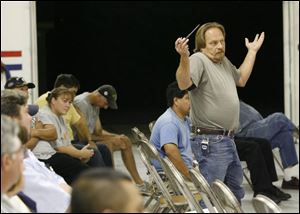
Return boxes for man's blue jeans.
[237,113,298,169]
[191,134,245,202]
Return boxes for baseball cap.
[28,104,39,116]
[97,85,118,109]
[4,77,35,89]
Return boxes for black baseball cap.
[4,77,35,89]
[97,85,118,109]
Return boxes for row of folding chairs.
[131,126,281,213]
[132,127,198,212]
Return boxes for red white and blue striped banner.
[1,51,23,71]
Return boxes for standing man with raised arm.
[175,22,265,202]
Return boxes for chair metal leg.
[151,201,161,213]
[241,161,253,189]
[243,169,253,190]
[272,149,284,172]
[144,195,155,209]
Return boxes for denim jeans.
[237,113,298,168]
[191,134,244,201]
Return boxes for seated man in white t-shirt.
[73,85,150,195]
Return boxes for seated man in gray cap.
[4,77,56,150]
[74,85,150,195]
[4,76,39,117]
[4,76,35,94]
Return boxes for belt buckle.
[196,127,201,135]
[192,126,201,135]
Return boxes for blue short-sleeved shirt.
[150,108,193,171]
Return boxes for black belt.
[191,126,235,137]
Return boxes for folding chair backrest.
[252,194,282,213]
[149,120,156,132]
[137,139,178,212]
[211,179,244,213]
[161,157,204,213]
[138,139,181,195]
[189,169,225,213]
[131,127,148,143]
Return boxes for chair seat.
[159,193,202,206]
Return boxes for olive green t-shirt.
[189,52,241,131]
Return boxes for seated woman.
[32,87,108,184]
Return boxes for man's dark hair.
[71,168,132,213]
[53,74,80,90]
[1,90,27,118]
[166,81,188,107]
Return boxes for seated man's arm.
[95,117,115,136]
[91,118,116,140]
[72,106,98,149]
[71,105,97,149]
[90,118,103,141]
[163,143,191,181]
[73,106,91,141]
[30,123,57,140]
[74,117,91,141]
[26,123,57,150]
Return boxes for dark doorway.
[37,1,283,125]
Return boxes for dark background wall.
[36,1,284,125]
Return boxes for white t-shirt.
[74,92,99,133]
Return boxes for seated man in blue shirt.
[237,100,299,189]
[150,81,193,182]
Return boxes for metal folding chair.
[252,194,282,213]
[131,127,160,210]
[160,157,204,213]
[148,119,181,193]
[189,168,225,213]
[138,139,191,213]
[211,179,244,213]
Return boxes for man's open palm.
[245,32,265,52]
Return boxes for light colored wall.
[283,1,299,125]
[1,1,38,104]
